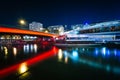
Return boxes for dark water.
[0,44,120,80]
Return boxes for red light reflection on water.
[0,46,58,78]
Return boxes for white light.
[102,47,106,55]
[58,49,63,61]
[34,44,37,53]
[34,36,37,39]
[30,36,33,39]
[56,38,58,40]
[13,47,17,56]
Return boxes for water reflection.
[58,46,120,74]
[13,47,17,56]
[19,63,28,74]
[94,47,120,57]
[18,71,31,80]
[63,51,68,63]
[34,44,37,53]
[4,47,8,59]
[23,44,38,54]
[64,56,68,63]
[30,44,34,53]
[58,49,63,61]
[23,44,29,53]
[1,43,120,79]
[58,49,69,63]
[18,63,30,80]
[95,48,98,55]
[72,50,78,58]
[0,45,58,79]
[0,44,39,61]
[101,47,106,55]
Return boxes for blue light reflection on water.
[101,47,106,55]
[23,44,38,54]
[101,47,111,58]
[94,47,120,58]
[30,44,33,53]
[62,47,120,74]
[24,44,29,53]
[64,51,68,57]
[95,48,98,55]
[72,50,78,58]
[114,49,117,56]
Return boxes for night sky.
[0,0,120,28]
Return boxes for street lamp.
[19,19,27,26]
[19,19,26,25]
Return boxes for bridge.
[0,27,58,37]
[0,26,59,44]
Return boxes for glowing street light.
[19,19,27,26]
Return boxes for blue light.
[116,50,120,56]
[95,48,98,55]
[74,31,78,34]
[30,44,33,52]
[82,48,85,51]
[107,49,110,55]
[64,51,68,57]
[114,49,117,56]
[68,51,120,74]
[72,50,78,58]
[101,47,106,55]
[85,22,88,25]
[23,44,29,53]
[113,49,120,57]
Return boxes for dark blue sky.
[0,0,120,28]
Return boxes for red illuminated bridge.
[0,26,58,37]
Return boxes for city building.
[47,25,64,35]
[29,22,44,32]
[71,24,84,30]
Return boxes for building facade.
[29,22,43,32]
[47,25,64,35]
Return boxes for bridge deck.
[0,27,58,37]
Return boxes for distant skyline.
[0,0,120,28]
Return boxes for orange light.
[19,63,28,74]
[0,27,58,37]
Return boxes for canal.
[0,44,120,80]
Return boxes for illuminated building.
[63,20,120,44]
[71,24,84,30]
[48,25,64,35]
[29,22,43,32]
